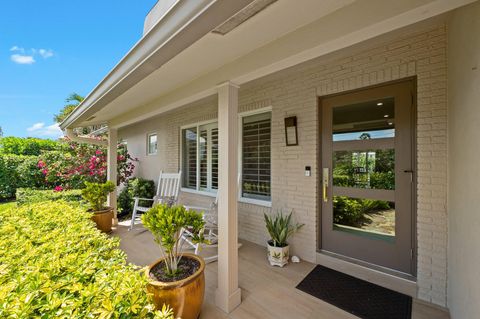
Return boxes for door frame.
[316,77,417,278]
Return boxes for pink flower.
[37,160,45,168]
[42,169,48,175]
[95,150,102,155]
[54,186,64,192]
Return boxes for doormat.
[296,265,412,319]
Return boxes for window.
[147,133,157,155]
[241,112,271,202]
[182,122,218,192]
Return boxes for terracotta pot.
[91,207,113,233]
[267,240,289,267]
[146,253,205,319]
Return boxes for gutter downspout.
[65,128,108,146]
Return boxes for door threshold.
[316,250,417,298]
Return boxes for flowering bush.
[38,140,137,190]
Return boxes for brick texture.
[119,23,448,306]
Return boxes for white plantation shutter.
[182,127,197,189]
[211,128,218,190]
[182,123,218,192]
[242,112,271,201]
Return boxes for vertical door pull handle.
[323,168,329,202]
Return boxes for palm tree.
[54,93,84,123]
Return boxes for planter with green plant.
[142,203,207,319]
[81,181,115,232]
[264,210,304,267]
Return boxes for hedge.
[16,188,83,206]
[0,136,60,156]
[0,155,45,201]
[0,201,173,318]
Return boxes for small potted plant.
[142,204,207,319]
[81,181,115,233]
[264,210,304,267]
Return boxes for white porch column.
[107,127,118,226]
[215,81,241,313]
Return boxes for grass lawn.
[0,202,15,212]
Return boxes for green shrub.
[0,136,59,156]
[333,196,391,226]
[16,188,83,206]
[0,201,173,318]
[118,178,155,215]
[142,204,206,277]
[0,155,45,201]
[82,181,116,211]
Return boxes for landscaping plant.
[16,188,83,206]
[0,201,174,318]
[82,181,116,211]
[118,178,155,216]
[142,204,206,277]
[264,210,304,247]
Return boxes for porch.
[115,223,449,319]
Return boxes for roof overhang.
[62,0,476,130]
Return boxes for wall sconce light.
[284,116,298,146]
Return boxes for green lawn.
[0,202,15,212]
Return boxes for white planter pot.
[267,241,289,267]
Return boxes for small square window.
[147,134,157,155]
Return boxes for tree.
[0,126,3,137]
[54,93,84,123]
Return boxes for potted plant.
[142,204,207,319]
[264,210,304,267]
[81,181,115,233]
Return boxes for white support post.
[107,127,118,226]
[215,81,241,313]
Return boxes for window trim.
[238,106,273,206]
[147,132,158,155]
[180,119,218,193]
[179,106,273,208]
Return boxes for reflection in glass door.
[320,80,415,275]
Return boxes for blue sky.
[0,1,156,139]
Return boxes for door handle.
[323,168,329,202]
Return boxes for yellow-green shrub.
[0,201,173,319]
[16,188,83,206]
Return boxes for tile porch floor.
[114,222,449,319]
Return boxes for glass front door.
[320,80,415,275]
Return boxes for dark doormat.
[296,265,412,319]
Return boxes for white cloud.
[10,46,25,53]
[27,122,63,139]
[11,54,35,64]
[9,45,54,64]
[39,49,54,58]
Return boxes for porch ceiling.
[63,0,474,129]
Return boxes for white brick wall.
[119,23,448,306]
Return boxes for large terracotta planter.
[91,207,113,233]
[146,253,205,319]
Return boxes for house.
[60,1,480,318]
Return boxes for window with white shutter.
[241,112,271,201]
[181,122,218,192]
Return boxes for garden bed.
[0,201,172,318]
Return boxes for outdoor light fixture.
[377,102,383,106]
[284,116,298,146]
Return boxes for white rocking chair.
[183,193,219,263]
[129,170,182,231]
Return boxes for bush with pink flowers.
[0,137,137,201]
